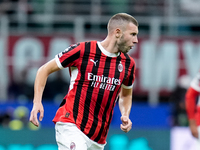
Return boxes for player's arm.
[29,58,60,127]
[118,86,133,133]
[185,87,200,138]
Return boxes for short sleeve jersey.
[53,41,136,144]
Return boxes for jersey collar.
[97,41,120,57]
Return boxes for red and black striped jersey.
[53,41,136,144]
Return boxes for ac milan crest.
[118,62,123,72]
[70,142,76,150]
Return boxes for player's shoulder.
[121,53,135,64]
[65,43,81,52]
[75,41,97,50]
[69,41,95,50]
[70,41,94,47]
[82,40,97,45]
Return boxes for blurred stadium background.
[0,0,200,150]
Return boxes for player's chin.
[121,49,129,54]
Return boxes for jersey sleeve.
[122,59,136,89]
[55,43,82,69]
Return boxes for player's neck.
[100,37,119,54]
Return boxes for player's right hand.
[29,102,44,127]
[120,116,132,133]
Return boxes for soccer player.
[29,13,138,150]
[185,70,200,148]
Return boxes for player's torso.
[69,42,129,109]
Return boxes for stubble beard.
[118,36,130,53]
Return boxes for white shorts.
[55,122,106,150]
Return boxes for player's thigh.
[55,122,87,150]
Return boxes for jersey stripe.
[124,54,134,86]
[125,54,135,86]
[61,51,80,67]
[105,54,132,137]
[104,56,124,137]
[73,43,89,123]
[87,55,112,139]
[94,56,122,142]
[80,42,99,132]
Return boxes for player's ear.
[115,28,122,38]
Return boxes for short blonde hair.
[107,13,138,33]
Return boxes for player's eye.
[131,33,136,36]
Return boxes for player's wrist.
[33,99,42,104]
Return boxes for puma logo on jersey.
[90,59,98,66]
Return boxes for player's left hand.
[120,116,132,133]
